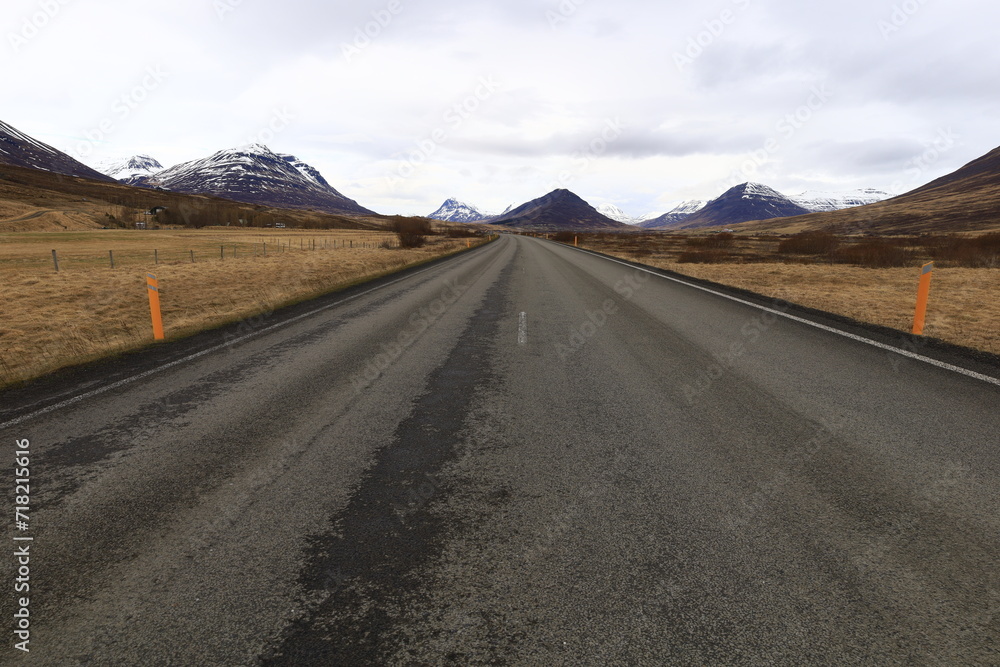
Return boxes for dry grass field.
[573,233,1000,356]
[0,228,488,388]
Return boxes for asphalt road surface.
[2,235,999,665]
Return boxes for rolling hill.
[734,145,1000,234]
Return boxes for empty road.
[2,234,999,665]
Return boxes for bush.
[391,217,432,248]
[677,249,728,263]
[445,227,477,238]
[686,232,735,249]
[923,232,1000,268]
[778,231,840,255]
[833,240,914,268]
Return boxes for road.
[2,234,999,665]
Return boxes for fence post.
[109,250,115,269]
[191,250,195,263]
[52,249,59,273]
[154,249,159,265]
[221,245,225,260]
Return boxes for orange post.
[912,262,934,335]
[146,273,165,341]
[574,236,578,247]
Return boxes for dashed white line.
[518,312,528,345]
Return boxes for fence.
[5,234,404,274]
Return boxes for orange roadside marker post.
[912,262,934,336]
[146,273,165,341]
[574,236,578,247]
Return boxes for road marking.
[562,243,1000,389]
[0,246,496,431]
[518,312,527,345]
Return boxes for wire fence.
[0,234,404,273]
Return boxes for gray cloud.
[0,0,997,215]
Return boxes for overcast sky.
[2,0,997,216]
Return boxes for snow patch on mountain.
[97,155,164,181]
[790,188,892,212]
[595,204,638,224]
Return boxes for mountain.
[595,204,673,225]
[97,155,164,186]
[490,189,629,231]
[736,145,1000,234]
[790,188,891,213]
[639,200,708,229]
[0,119,115,182]
[672,183,810,230]
[428,198,491,223]
[150,144,374,216]
[595,204,637,225]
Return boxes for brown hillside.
[734,145,1000,235]
[0,163,381,232]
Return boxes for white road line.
[0,252,486,431]
[518,312,528,345]
[563,243,1000,389]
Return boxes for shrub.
[391,217,432,248]
[552,231,579,243]
[834,240,914,268]
[923,233,1000,268]
[677,249,728,263]
[686,232,735,249]
[778,231,840,255]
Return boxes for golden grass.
[587,246,1000,356]
[0,228,485,387]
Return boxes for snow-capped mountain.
[673,183,809,229]
[151,144,374,216]
[790,188,892,213]
[595,204,676,225]
[639,200,708,228]
[595,204,637,224]
[0,119,114,181]
[428,199,516,222]
[429,198,491,223]
[97,155,164,186]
